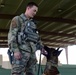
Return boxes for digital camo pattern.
[11,50,37,75]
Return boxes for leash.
[37,45,46,75]
[37,50,44,75]
[37,51,41,75]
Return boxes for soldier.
[8,2,43,75]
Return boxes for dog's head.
[43,45,62,62]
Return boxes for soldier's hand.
[14,52,22,60]
[41,48,48,55]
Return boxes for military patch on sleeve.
[11,19,17,28]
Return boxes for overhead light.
[58,9,63,12]
[0,4,5,8]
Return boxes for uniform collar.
[20,13,33,21]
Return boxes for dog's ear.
[57,50,62,56]
[53,47,62,56]
[53,50,62,56]
[44,45,50,51]
[56,47,60,51]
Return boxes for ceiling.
[0,0,76,48]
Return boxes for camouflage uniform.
[8,13,40,75]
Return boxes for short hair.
[26,2,38,8]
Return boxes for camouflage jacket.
[8,13,42,53]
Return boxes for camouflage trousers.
[11,50,37,75]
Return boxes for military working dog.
[42,45,62,75]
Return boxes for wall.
[0,65,76,75]
[58,65,76,75]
